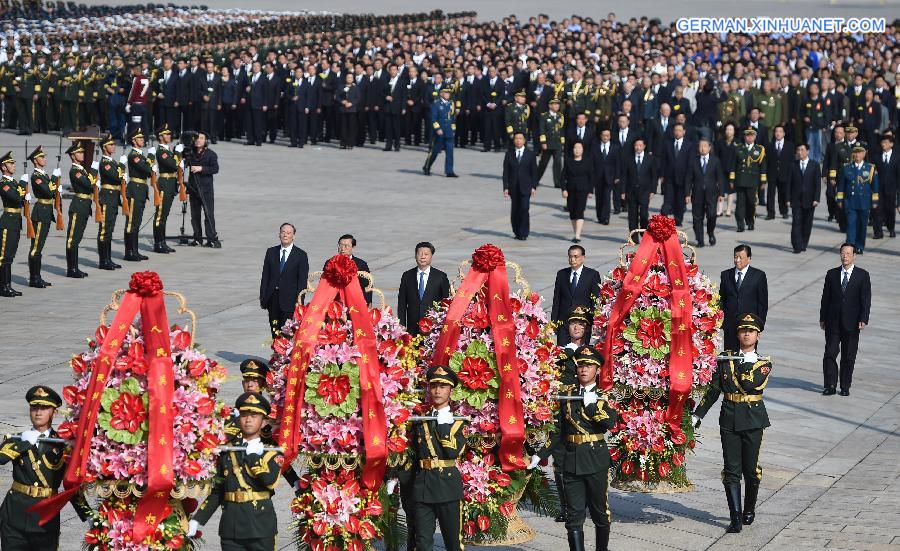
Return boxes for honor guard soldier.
[97,133,124,270]
[189,392,283,550]
[148,124,182,253]
[225,359,269,438]
[505,90,531,144]
[0,386,92,550]
[123,128,152,262]
[692,314,771,534]
[423,87,457,178]
[412,365,466,551]
[837,144,879,254]
[65,140,94,278]
[538,98,565,188]
[730,128,766,232]
[26,146,60,288]
[0,152,26,297]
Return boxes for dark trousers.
[1,522,59,551]
[153,182,178,239]
[289,105,307,146]
[321,104,336,140]
[28,216,50,260]
[397,478,417,551]
[845,207,868,252]
[384,112,402,149]
[267,289,292,337]
[15,96,33,133]
[222,105,239,140]
[692,195,718,243]
[720,426,763,486]
[366,109,380,143]
[201,106,218,139]
[306,111,320,143]
[456,110,469,145]
[414,499,461,551]
[404,107,423,145]
[66,206,89,251]
[626,195,650,232]
[482,109,502,149]
[767,178,789,217]
[340,112,357,147]
[97,200,118,244]
[188,182,217,242]
[594,176,613,223]
[162,105,179,136]
[246,108,265,145]
[791,205,815,251]
[221,536,275,551]
[356,111,367,146]
[734,186,757,230]
[265,107,278,142]
[537,148,562,187]
[873,191,897,236]
[467,109,482,146]
[661,181,686,223]
[823,324,860,391]
[510,190,532,239]
[563,468,610,530]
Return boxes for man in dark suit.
[481,67,506,151]
[303,65,322,146]
[551,244,602,344]
[819,243,871,396]
[567,113,595,156]
[613,113,640,156]
[788,144,821,253]
[332,234,373,306]
[661,123,695,225]
[157,56,179,135]
[318,60,338,142]
[403,66,426,146]
[766,125,794,220]
[260,223,309,337]
[685,138,725,247]
[592,129,621,224]
[382,65,407,152]
[873,135,899,238]
[174,58,192,135]
[245,62,267,147]
[719,244,769,352]
[503,133,539,240]
[397,241,451,335]
[263,63,281,144]
[621,137,658,233]
[199,60,222,142]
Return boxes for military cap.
[568,305,591,325]
[27,145,45,161]
[574,345,603,367]
[20,49,31,57]
[743,128,757,136]
[736,313,764,332]
[845,125,858,133]
[239,359,268,380]
[514,90,526,98]
[549,98,560,105]
[99,133,115,147]
[235,391,270,415]
[65,52,75,60]
[852,144,867,153]
[112,53,122,61]
[65,141,84,155]
[426,365,458,387]
[127,127,144,142]
[0,151,13,165]
[157,123,172,136]
[26,385,62,408]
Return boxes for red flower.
[196,432,220,452]
[658,461,672,478]
[509,297,523,313]
[95,324,108,344]
[344,515,360,534]
[476,515,491,532]
[471,244,505,273]
[637,318,667,349]
[387,436,407,453]
[346,540,363,551]
[369,308,382,326]
[612,266,626,281]
[463,301,490,330]
[128,271,164,296]
[272,337,292,355]
[495,472,511,487]
[611,333,626,354]
[525,319,540,339]
[672,452,685,466]
[173,329,191,350]
[670,428,686,446]
[464,521,476,537]
[317,373,351,405]
[327,301,344,321]
[109,393,147,433]
[188,359,208,377]
[166,535,184,549]
[322,255,358,288]
[318,320,347,345]
[499,501,514,517]
[196,396,216,415]
[600,283,617,299]
[642,274,671,298]
[62,386,83,407]
[418,317,435,334]
[535,346,550,363]
[70,355,88,373]
[183,460,202,476]
[56,421,77,439]
[620,460,635,475]
[609,447,621,461]
[358,520,377,540]
[458,357,495,390]
[647,215,676,242]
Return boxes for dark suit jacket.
[567,125,596,156]
[397,266,451,335]
[260,244,310,312]
[685,154,725,200]
[382,78,407,114]
[502,148,538,194]
[768,140,796,184]
[188,68,205,103]
[622,152,658,203]
[264,74,280,108]
[591,141,621,187]
[646,118,674,153]
[719,266,769,335]
[873,151,900,196]
[613,126,641,157]
[174,70,191,105]
[789,160,822,208]
[551,266,602,323]
[820,266,871,331]
[662,138,696,188]
[248,74,268,110]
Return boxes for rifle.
[149,134,161,206]
[54,134,64,230]
[119,153,130,217]
[23,140,35,239]
[177,148,186,201]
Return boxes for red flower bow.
[647,215,676,242]
[128,271,164,296]
[471,244,505,272]
[322,254,358,288]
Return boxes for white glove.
[152,163,159,174]
[742,351,758,364]
[436,410,454,425]
[528,454,541,470]
[118,155,127,165]
[19,173,28,182]
[583,390,598,406]
[692,415,701,428]
[91,161,100,171]
[52,168,61,177]
[25,192,34,203]
[174,144,184,153]
[187,519,199,537]
[147,146,157,157]
[20,430,40,446]
[124,103,131,113]
[245,440,264,456]
[386,479,398,494]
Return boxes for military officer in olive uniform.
[0,151,26,297]
[65,140,95,278]
[13,50,36,135]
[0,386,92,550]
[837,144,879,254]
[189,392,283,551]
[730,128,767,232]
[412,365,466,551]
[538,98,565,188]
[26,146,60,288]
[148,123,181,253]
[123,127,152,262]
[97,133,124,270]
[693,313,771,534]
[505,90,531,145]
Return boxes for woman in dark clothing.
[562,141,594,243]
[220,66,239,141]
[715,122,738,216]
[336,73,361,149]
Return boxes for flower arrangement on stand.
[417,245,561,544]
[266,255,421,550]
[592,216,723,491]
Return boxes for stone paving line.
[0,132,898,550]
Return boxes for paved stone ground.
[0,129,898,551]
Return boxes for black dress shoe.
[748,225,754,231]
[793,249,802,254]
[839,389,849,396]
[873,234,883,239]
[765,214,775,220]
[189,239,202,247]
[823,387,836,396]
[446,173,458,178]
[782,213,789,219]
[208,240,222,248]
[891,231,896,238]
[423,167,431,176]
[709,234,716,246]
[696,241,705,248]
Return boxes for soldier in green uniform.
[123,127,152,262]
[97,133,124,271]
[538,98,565,188]
[189,392,283,550]
[65,140,94,278]
[225,359,269,439]
[148,123,181,253]
[753,80,783,142]
[0,386,92,549]
[14,50,36,135]
[0,151,26,297]
[76,56,97,129]
[58,54,79,134]
[590,70,615,132]
[26,145,60,288]
[505,90,531,145]
[693,313,771,534]
[412,365,466,551]
[33,52,53,134]
[566,69,592,122]
[716,82,741,135]
[730,128,767,232]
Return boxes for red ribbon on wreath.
[278,255,388,490]
[431,244,525,472]
[31,272,176,543]
[600,216,694,432]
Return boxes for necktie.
[578,128,583,139]
[279,249,287,273]
[801,161,806,175]
[675,140,680,156]
[841,271,849,292]
[637,155,642,169]
[885,153,889,164]
[517,150,522,162]
[418,271,425,300]
[570,270,578,295]
[736,270,743,290]
[702,157,707,174]
[620,130,625,143]
[602,144,607,156]
[777,142,782,153]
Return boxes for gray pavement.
[0,130,898,550]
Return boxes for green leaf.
[100,388,119,411]
[120,377,141,395]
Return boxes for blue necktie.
[570,271,578,295]
[702,157,707,174]
[418,271,425,300]
[279,249,287,273]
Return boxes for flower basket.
[592,217,723,491]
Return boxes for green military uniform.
[0,152,26,297]
[537,100,565,188]
[590,78,615,130]
[753,91,783,141]
[148,124,181,253]
[717,93,741,133]
[65,141,95,278]
[193,392,282,551]
[412,365,466,551]
[566,79,592,120]
[33,59,54,134]
[505,92,531,142]
[57,59,80,133]
[27,146,58,289]
[693,314,770,533]
[97,134,124,270]
[76,61,97,129]
[226,359,270,439]
[730,130,767,232]
[13,52,37,135]
[124,128,152,262]
[0,386,92,550]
